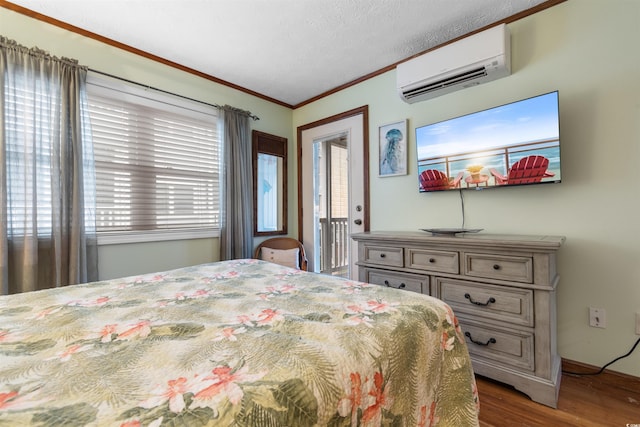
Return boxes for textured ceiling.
[8,0,549,107]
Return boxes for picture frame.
[379,119,408,177]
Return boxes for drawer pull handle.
[429,258,436,263]
[465,332,497,346]
[384,280,406,289]
[380,253,386,258]
[493,264,501,270]
[464,293,496,307]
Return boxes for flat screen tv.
[416,91,561,192]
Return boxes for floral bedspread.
[0,259,479,426]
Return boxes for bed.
[0,259,479,426]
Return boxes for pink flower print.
[366,299,397,314]
[213,327,246,342]
[91,296,110,306]
[189,289,208,299]
[343,281,366,294]
[175,292,186,300]
[0,391,18,409]
[256,309,283,325]
[428,401,439,427]
[337,372,363,418]
[257,284,296,300]
[416,402,438,427]
[31,306,63,320]
[0,389,50,411]
[100,324,118,343]
[140,377,191,413]
[362,371,388,424]
[116,320,152,340]
[0,329,17,343]
[191,365,266,409]
[119,421,141,427]
[441,331,455,351]
[280,284,295,292]
[154,300,174,308]
[344,304,375,327]
[236,314,254,327]
[443,304,461,333]
[48,344,92,362]
[345,304,367,314]
[417,404,428,427]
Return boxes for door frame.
[296,105,370,245]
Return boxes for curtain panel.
[0,37,97,295]
[219,105,253,260]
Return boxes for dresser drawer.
[406,248,459,274]
[460,320,534,372]
[362,245,404,267]
[437,278,533,327]
[463,252,533,283]
[363,268,429,295]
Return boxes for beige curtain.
[219,105,253,260]
[0,37,98,295]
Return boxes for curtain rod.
[87,68,260,121]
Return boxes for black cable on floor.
[562,337,640,376]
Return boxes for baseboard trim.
[562,358,640,388]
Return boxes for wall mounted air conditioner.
[397,24,511,103]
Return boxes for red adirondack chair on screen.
[490,155,555,185]
[419,169,463,191]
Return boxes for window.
[86,77,220,243]
[4,72,60,236]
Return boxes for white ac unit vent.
[397,24,511,103]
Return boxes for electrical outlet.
[636,312,640,335]
[589,307,606,328]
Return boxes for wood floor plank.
[476,360,640,427]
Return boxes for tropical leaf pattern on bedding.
[0,259,479,426]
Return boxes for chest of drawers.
[352,231,564,408]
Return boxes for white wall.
[0,7,294,280]
[294,0,640,377]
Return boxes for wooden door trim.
[296,105,369,242]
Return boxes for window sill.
[97,229,220,245]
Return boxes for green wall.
[294,0,640,377]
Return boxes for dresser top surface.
[351,231,565,249]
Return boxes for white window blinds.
[86,78,220,238]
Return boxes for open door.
[297,106,369,279]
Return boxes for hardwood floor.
[476,360,640,426]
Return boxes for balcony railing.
[417,138,560,182]
[318,217,349,277]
